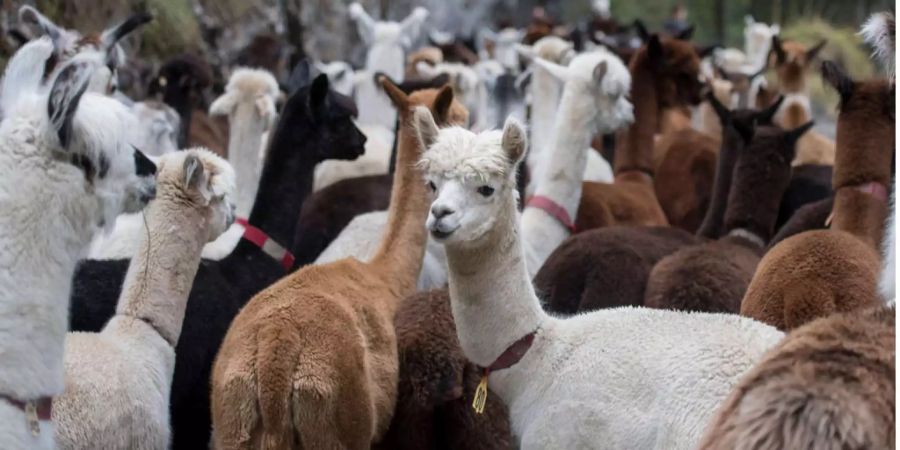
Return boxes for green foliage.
[140,0,201,57]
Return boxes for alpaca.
[741,62,894,331]
[419,111,784,449]
[68,73,367,450]
[772,196,834,248]
[645,121,813,314]
[698,304,895,450]
[775,163,833,231]
[415,61,488,130]
[210,99,437,449]
[375,289,512,450]
[129,100,180,157]
[474,60,527,129]
[0,53,156,450]
[55,149,235,450]
[315,60,357,96]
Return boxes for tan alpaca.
[741,62,894,331]
[210,80,462,449]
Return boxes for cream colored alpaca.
[419,111,784,449]
[55,150,235,450]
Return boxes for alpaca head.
[349,3,429,75]
[418,108,526,246]
[770,36,826,92]
[147,53,214,109]
[743,16,779,63]
[154,149,236,242]
[130,100,180,157]
[415,62,483,127]
[209,67,281,131]
[314,60,356,96]
[379,74,468,128]
[821,61,895,189]
[640,34,704,106]
[531,48,634,133]
[707,90,785,143]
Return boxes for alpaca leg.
[211,367,261,450]
[291,372,374,450]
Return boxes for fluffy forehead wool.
[419,126,512,181]
[158,147,236,198]
[225,67,280,99]
[569,48,631,94]
[860,12,895,80]
[533,36,574,62]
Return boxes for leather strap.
[481,330,537,373]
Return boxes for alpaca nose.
[431,205,454,219]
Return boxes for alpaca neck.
[444,193,547,368]
[832,188,888,249]
[165,90,192,148]
[614,62,658,176]
[525,69,562,195]
[114,198,207,346]
[359,44,403,128]
[370,112,430,296]
[697,127,742,238]
[228,103,269,218]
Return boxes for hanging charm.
[25,401,40,436]
[472,369,489,414]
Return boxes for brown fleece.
[741,67,894,331]
[576,35,702,230]
[190,110,229,157]
[210,80,461,450]
[534,226,700,315]
[652,128,718,232]
[699,305,895,450]
[770,196,834,247]
[374,289,512,450]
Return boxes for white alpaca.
[416,107,785,449]
[0,53,157,450]
[129,101,180,157]
[55,150,235,450]
[478,28,525,72]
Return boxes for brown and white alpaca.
[769,35,836,166]
[698,304,895,450]
[55,150,235,450]
[741,61,894,331]
[210,90,446,449]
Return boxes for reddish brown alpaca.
[741,62,894,331]
[699,305,895,450]
[210,81,461,449]
[575,34,703,230]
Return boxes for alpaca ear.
[19,6,63,47]
[532,57,569,83]
[308,74,330,117]
[378,73,408,109]
[633,19,650,42]
[100,12,153,54]
[706,90,731,124]
[208,92,235,116]
[771,35,786,64]
[785,121,815,146]
[133,146,157,177]
[400,7,429,44]
[287,59,312,94]
[647,35,665,70]
[413,106,439,150]
[805,39,827,63]
[183,153,206,192]
[593,61,608,83]
[348,2,375,44]
[432,85,454,125]
[48,61,94,150]
[676,25,695,41]
[820,60,854,102]
[755,95,785,125]
[501,117,527,165]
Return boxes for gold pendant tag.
[25,401,40,436]
[472,372,489,414]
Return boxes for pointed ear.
[805,39,827,62]
[400,7,429,43]
[134,147,157,177]
[308,74,330,117]
[755,95,784,125]
[348,2,375,44]
[647,35,665,70]
[820,60,854,101]
[100,12,153,53]
[432,85,454,125]
[183,152,205,191]
[633,19,650,42]
[771,35,786,64]
[378,73,408,109]
[413,106,439,150]
[532,57,569,82]
[676,25,695,41]
[501,117,527,165]
[48,61,94,149]
[287,59,312,94]
[593,60,608,83]
[786,120,815,146]
[19,6,63,45]
[208,92,235,116]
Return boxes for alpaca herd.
[0,3,894,450]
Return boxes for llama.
[419,110,784,449]
[68,73,367,450]
[55,149,235,450]
[645,120,814,313]
[146,54,219,152]
[0,53,156,450]
[210,96,440,449]
[698,304,895,450]
[741,61,894,331]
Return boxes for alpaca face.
[425,174,508,244]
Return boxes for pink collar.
[235,218,295,271]
[526,196,577,233]
[850,181,889,202]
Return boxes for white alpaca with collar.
[54,149,235,450]
[0,51,155,449]
[417,109,785,449]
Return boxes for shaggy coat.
[699,305,895,450]
[210,89,447,449]
[55,150,234,450]
[741,63,894,330]
[67,74,366,450]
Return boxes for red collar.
[1,395,52,435]
[472,330,537,414]
[526,196,576,233]
[850,181,889,202]
[235,218,295,271]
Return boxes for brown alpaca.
[575,34,703,230]
[210,82,458,449]
[770,196,834,247]
[645,121,813,313]
[770,35,836,166]
[374,289,512,450]
[741,62,894,331]
[698,304,895,450]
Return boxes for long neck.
[165,89,192,148]
[369,112,430,296]
[525,69,562,195]
[228,103,269,217]
[114,199,207,345]
[614,62,658,176]
[697,127,741,238]
[832,189,887,249]
[445,192,547,368]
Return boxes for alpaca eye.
[477,185,494,197]
[428,181,437,192]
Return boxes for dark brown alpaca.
[645,120,814,313]
[770,196,834,247]
[741,62,895,331]
[575,34,703,230]
[698,304,895,450]
[374,289,512,450]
